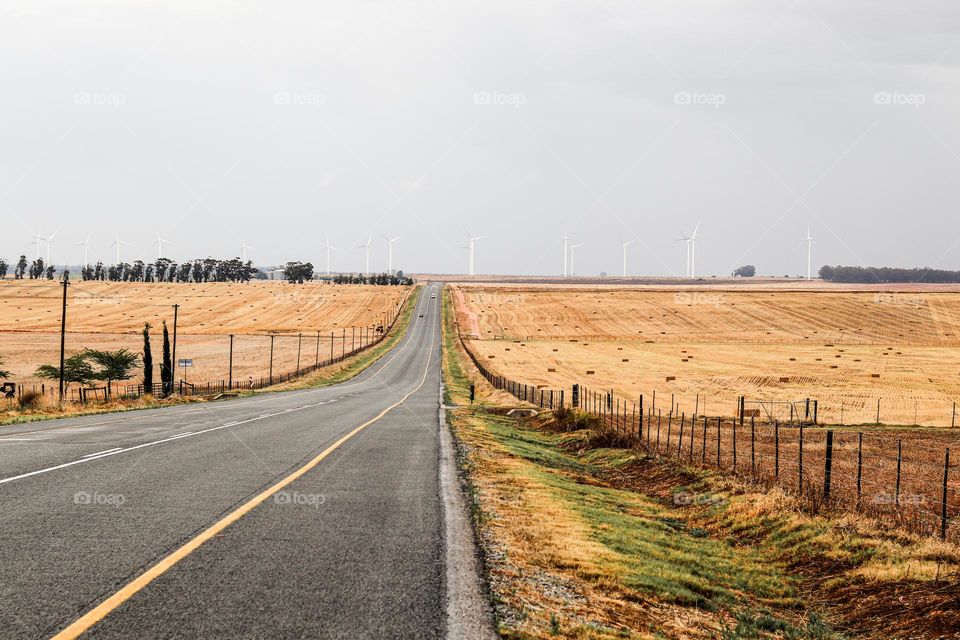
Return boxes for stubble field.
[0,280,410,389]
[452,283,960,427]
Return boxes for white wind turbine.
[464,227,485,276]
[240,243,256,262]
[561,236,570,277]
[45,230,59,266]
[806,227,814,281]
[156,236,171,260]
[569,242,584,277]
[109,234,130,264]
[28,230,44,259]
[621,239,634,278]
[77,234,91,266]
[678,221,701,278]
[383,234,402,275]
[356,235,372,276]
[322,236,340,275]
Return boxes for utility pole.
[58,272,69,401]
[342,328,346,359]
[296,332,302,373]
[315,330,321,367]
[269,333,275,383]
[228,334,234,390]
[171,304,180,386]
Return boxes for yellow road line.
[51,304,437,640]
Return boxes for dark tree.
[142,323,153,394]
[283,261,314,284]
[732,265,756,277]
[0,356,11,379]
[0,259,7,279]
[161,321,173,395]
[15,255,27,279]
[84,348,140,397]
[35,353,96,391]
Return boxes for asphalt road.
[0,286,491,639]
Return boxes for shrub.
[18,390,42,410]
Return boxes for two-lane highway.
[0,286,488,638]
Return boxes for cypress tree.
[142,323,153,394]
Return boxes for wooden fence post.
[775,421,780,479]
[732,418,737,471]
[678,413,685,456]
[823,430,834,499]
[798,424,804,493]
[942,448,951,541]
[750,415,756,475]
[666,413,672,452]
[655,411,662,455]
[701,416,707,463]
[716,417,721,466]
[895,438,902,506]
[857,432,863,502]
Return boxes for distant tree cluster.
[79,257,257,283]
[283,262,315,284]
[732,265,756,277]
[818,265,960,283]
[332,271,413,286]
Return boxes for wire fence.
[2,292,411,407]
[459,331,960,544]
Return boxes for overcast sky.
[1,1,959,277]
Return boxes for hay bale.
[488,355,495,359]
[586,370,595,375]
[871,373,880,378]
[548,368,556,372]
[666,376,676,381]
[622,359,629,362]
[779,377,790,383]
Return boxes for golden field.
[0,280,410,388]
[452,283,960,427]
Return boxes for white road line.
[83,448,122,458]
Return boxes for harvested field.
[0,280,409,388]
[452,284,960,427]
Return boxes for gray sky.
[1,1,959,277]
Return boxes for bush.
[551,405,600,432]
[18,390,42,410]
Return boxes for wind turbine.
[464,227,485,276]
[240,243,256,262]
[156,236,171,260]
[621,239,634,278]
[322,236,340,275]
[109,234,130,264]
[383,234,402,275]
[561,236,570,277]
[679,221,700,279]
[27,230,44,259]
[77,234,91,266]
[569,242,584,277]
[356,235,372,276]
[806,227,814,281]
[45,230,58,266]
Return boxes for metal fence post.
[942,448,951,541]
[824,430,834,499]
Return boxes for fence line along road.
[4,290,413,406]
[457,328,959,544]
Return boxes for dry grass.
[0,280,410,386]
[453,284,960,426]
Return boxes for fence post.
[895,439,902,506]
[666,413,672,451]
[953,402,956,428]
[775,421,780,479]
[732,418,737,471]
[689,414,695,462]
[560,390,564,409]
[750,415,755,474]
[813,400,818,424]
[632,404,637,439]
[550,390,554,410]
[942,448,951,541]
[701,416,707,463]
[617,398,621,432]
[655,411,661,455]
[857,432,863,502]
[798,424,804,493]
[677,413,685,456]
[823,430,834,499]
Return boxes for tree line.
[331,271,414,286]
[818,265,960,283]
[0,256,258,282]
